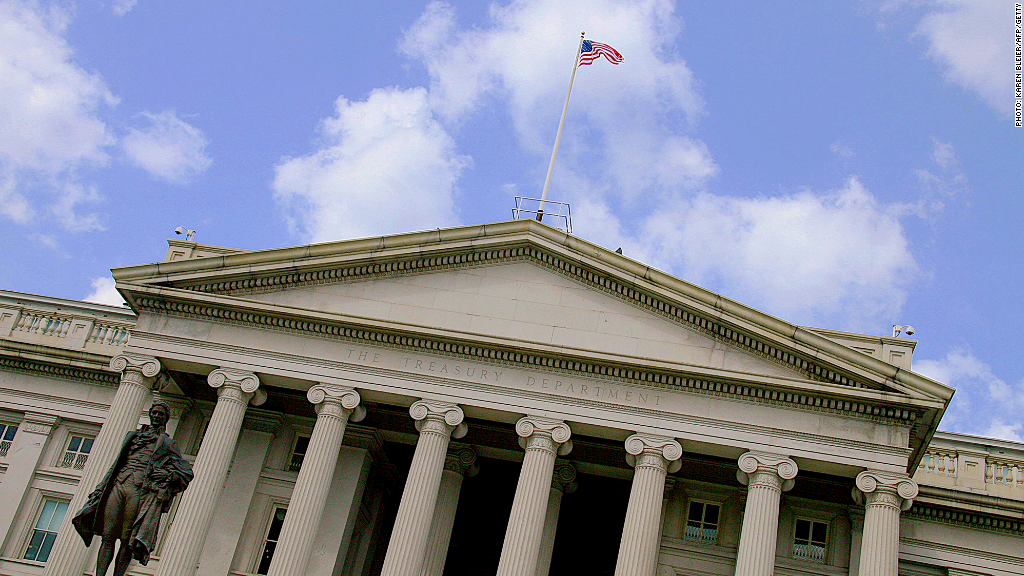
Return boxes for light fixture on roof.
[174,226,196,241]
[892,325,915,337]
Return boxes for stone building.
[0,220,1020,576]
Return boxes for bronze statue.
[71,401,193,576]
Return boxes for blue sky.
[1,0,1021,440]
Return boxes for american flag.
[578,40,623,66]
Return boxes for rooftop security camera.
[892,324,915,337]
[174,226,196,241]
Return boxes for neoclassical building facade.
[0,220,1020,576]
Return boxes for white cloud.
[634,177,920,329]
[84,276,125,306]
[123,111,212,184]
[112,0,137,16]
[0,0,117,227]
[912,0,1010,114]
[51,181,104,232]
[401,0,714,199]
[830,141,854,158]
[273,87,469,242]
[915,348,1024,441]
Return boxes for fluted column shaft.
[43,354,160,576]
[733,451,798,576]
[158,368,265,576]
[614,434,683,576]
[855,470,917,576]
[380,400,467,576]
[495,416,572,576]
[420,446,478,576]
[267,385,364,576]
[535,461,577,576]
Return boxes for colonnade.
[42,354,919,576]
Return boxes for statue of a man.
[71,401,193,576]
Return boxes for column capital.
[308,384,366,421]
[110,353,161,378]
[854,470,918,511]
[737,451,798,492]
[410,399,467,439]
[551,461,578,494]
[443,444,479,477]
[625,433,683,473]
[208,368,267,406]
[516,416,572,455]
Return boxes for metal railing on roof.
[512,196,572,234]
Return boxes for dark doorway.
[443,457,520,575]
[548,472,630,575]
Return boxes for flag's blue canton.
[582,40,593,52]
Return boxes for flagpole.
[537,31,586,222]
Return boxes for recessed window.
[255,507,287,574]
[57,435,93,470]
[0,423,18,457]
[793,518,828,562]
[289,436,310,472]
[24,498,69,563]
[685,501,719,544]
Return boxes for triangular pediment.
[114,220,953,409]
[239,259,806,381]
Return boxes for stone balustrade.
[0,290,135,354]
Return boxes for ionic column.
[43,353,160,576]
[158,368,266,576]
[380,400,467,576]
[267,384,365,576]
[613,434,683,576]
[495,416,572,576]
[535,461,577,576]
[854,470,918,576]
[733,451,798,576]
[420,445,478,576]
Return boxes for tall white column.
[613,433,683,576]
[733,451,798,576]
[44,353,160,576]
[268,384,365,576]
[0,413,59,550]
[380,400,467,576]
[158,368,266,576]
[535,461,577,576]
[495,416,572,576]
[420,445,478,576]
[854,470,918,576]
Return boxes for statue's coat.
[71,427,193,565]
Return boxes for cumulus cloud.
[638,177,919,328]
[401,0,714,199]
[84,276,125,306]
[916,348,1024,441]
[886,0,1011,114]
[0,0,117,227]
[273,87,469,242]
[123,111,212,184]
